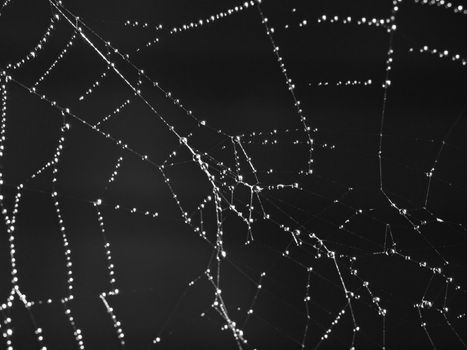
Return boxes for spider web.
[1,0,466,349]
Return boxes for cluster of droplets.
[317,15,391,28]
[124,20,163,31]
[94,98,131,127]
[6,15,58,70]
[123,21,164,53]
[377,0,400,196]
[0,98,78,350]
[50,123,74,294]
[111,202,159,219]
[414,0,467,15]
[409,45,467,67]
[204,268,248,348]
[0,317,12,350]
[47,122,85,350]
[90,152,126,347]
[192,195,213,241]
[107,156,124,185]
[362,281,387,317]
[371,224,465,344]
[78,67,109,102]
[382,47,395,89]
[277,234,372,350]
[33,32,76,87]
[0,72,6,166]
[0,72,12,350]
[0,93,40,350]
[285,14,394,32]
[243,272,266,323]
[257,1,315,174]
[313,79,373,87]
[99,292,125,347]
[169,1,257,35]
[135,37,160,52]
[62,301,85,350]
[0,0,13,17]
[94,200,119,289]
[320,308,347,342]
[339,207,373,231]
[238,127,304,139]
[300,267,313,349]
[236,127,333,151]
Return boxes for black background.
[0,0,466,349]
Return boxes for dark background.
[0,0,466,349]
